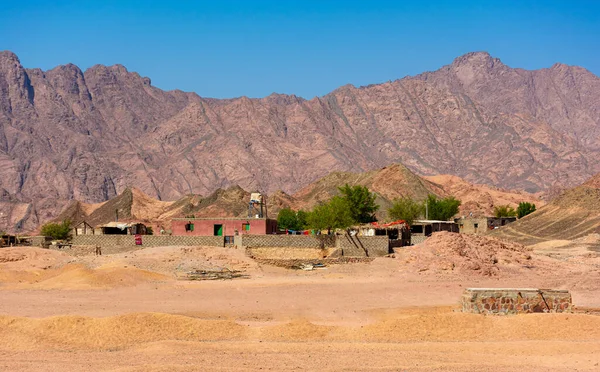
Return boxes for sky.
[1,0,598,98]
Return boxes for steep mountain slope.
[0,50,598,232]
[491,174,600,245]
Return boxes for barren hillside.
[492,173,600,244]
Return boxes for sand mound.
[29,264,170,289]
[0,247,71,273]
[0,313,247,351]
[0,263,169,289]
[95,246,259,275]
[2,308,600,351]
[398,232,532,276]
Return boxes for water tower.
[248,192,266,218]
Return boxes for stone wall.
[72,235,224,248]
[461,288,572,314]
[239,235,335,249]
[336,235,390,257]
[51,245,143,256]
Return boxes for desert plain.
[1,232,600,371]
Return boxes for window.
[474,223,478,229]
[185,223,194,232]
[242,223,250,232]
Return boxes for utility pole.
[425,199,429,220]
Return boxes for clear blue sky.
[1,1,598,98]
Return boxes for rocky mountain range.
[0,50,598,232]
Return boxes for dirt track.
[1,237,600,371]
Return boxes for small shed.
[351,220,411,248]
[455,216,517,234]
[72,221,95,236]
[410,219,459,245]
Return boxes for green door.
[214,224,223,236]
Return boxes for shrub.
[494,205,517,218]
[517,202,536,218]
[40,219,71,240]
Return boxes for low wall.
[72,235,224,248]
[239,235,335,249]
[51,245,143,256]
[336,235,390,257]
[30,236,52,248]
[461,288,572,314]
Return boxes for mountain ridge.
[0,50,597,232]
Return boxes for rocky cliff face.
[0,50,598,232]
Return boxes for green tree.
[426,195,461,221]
[388,196,424,226]
[40,219,72,240]
[296,210,308,230]
[306,196,354,233]
[338,184,379,223]
[278,208,298,230]
[277,208,309,231]
[516,202,536,219]
[493,205,517,218]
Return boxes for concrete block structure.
[410,220,459,244]
[456,217,517,234]
[461,288,572,314]
[172,218,277,238]
[72,234,224,248]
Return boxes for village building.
[410,219,459,245]
[171,217,278,238]
[455,216,517,234]
[97,221,149,235]
[350,220,411,248]
[71,221,95,236]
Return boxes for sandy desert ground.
[1,233,600,371]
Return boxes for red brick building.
[171,218,278,237]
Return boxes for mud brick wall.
[72,235,224,248]
[461,288,572,314]
[336,235,390,257]
[239,235,335,249]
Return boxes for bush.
[517,202,536,218]
[494,205,517,218]
[388,197,424,225]
[40,219,71,240]
[425,195,461,221]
